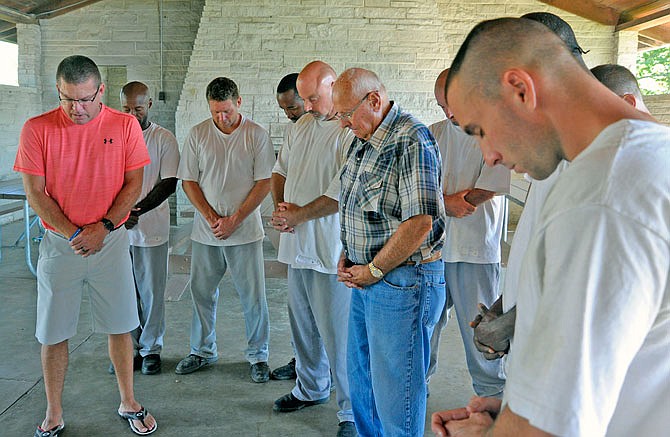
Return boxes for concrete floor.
[0,218,476,436]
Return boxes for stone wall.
[36,0,205,134]
[0,24,42,182]
[646,94,670,125]
[172,0,621,218]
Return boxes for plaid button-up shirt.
[339,103,446,265]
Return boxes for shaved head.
[297,60,338,120]
[120,81,152,130]
[434,68,452,121]
[521,12,588,69]
[591,64,649,113]
[446,18,577,101]
[121,81,149,100]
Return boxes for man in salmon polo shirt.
[14,55,157,437]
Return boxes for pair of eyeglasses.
[336,91,376,121]
[58,87,100,106]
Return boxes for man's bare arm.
[270,173,286,208]
[338,214,433,289]
[22,173,78,238]
[275,195,339,228]
[181,180,221,226]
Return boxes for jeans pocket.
[381,266,419,290]
[423,277,446,327]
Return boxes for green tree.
[636,46,670,95]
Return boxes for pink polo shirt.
[14,105,150,231]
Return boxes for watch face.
[369,263,383,278]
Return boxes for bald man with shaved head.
[110,81,180,376]
[334,67,446,437]
[426,68,509,397]
[270,61,356,436]
[432,17,669,437]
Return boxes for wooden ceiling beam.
[0,5,38,24]
[33,0,104,20]
[616,9,670,32]
[537,0,619,25]
[640,25,670,44]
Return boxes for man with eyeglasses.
[270,61,356,437]
[333,68,446,437]
[14,55,157,436]
[425,67,509,398]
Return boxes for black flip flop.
[34,423,64,437]
[118,406,157,435]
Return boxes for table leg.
[24,200,36,277]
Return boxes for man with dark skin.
[270,72,305,381]
[106,81,179,376]
[469,11,590,361]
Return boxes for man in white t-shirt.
[176,77,275,383]
[270,61,356,437]
[107,82,179,376]
[269,72,306,382]
[432,17,669,437]
[427,68,510,398]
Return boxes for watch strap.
[101,218,115,233]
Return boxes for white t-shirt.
[502,161,568,312]
[506,120,670,436]
[273,115,353,274]
[429,119,510,264]
[177,115,275,246]
[127,122,180,247]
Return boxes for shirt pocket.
[357,171,383,212]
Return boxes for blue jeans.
[348,261,445,437]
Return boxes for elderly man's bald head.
[297,60,338,120]
[333,68,389,141]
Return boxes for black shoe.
[175,354,212,375]
[250,362,270,383]
[108,353,143,375]
[273,392,329,412]
[141,354,162,375]
[270,357,297,380]
[337,421,358,437]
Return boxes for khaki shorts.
[35,228,139,345]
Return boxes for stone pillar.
[16,23,42,91]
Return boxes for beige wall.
[35,0,205,135]
[646,94,670,125]
[1,0,663,190]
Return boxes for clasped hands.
[470,303,514,360]
[270,202,302,233]
[209,214,240,240]
[69,222,107,257]
[431,396,501,437]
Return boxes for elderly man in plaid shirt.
[333,67,447,437]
